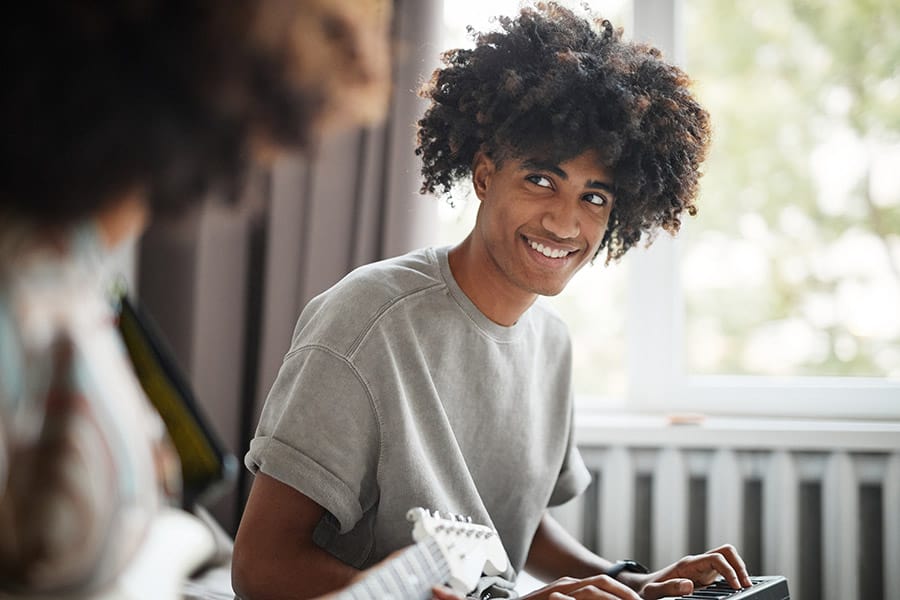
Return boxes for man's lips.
[522,234,581,260]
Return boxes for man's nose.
[540,199,580,239]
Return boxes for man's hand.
[430,586,465,600]
[521,575,641,600]
[625,544,753,600]
[521,543,752,600]
[522,514,751,599]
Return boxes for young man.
[233,4,753,599]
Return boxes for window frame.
[619,0,900,420]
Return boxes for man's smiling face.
[471,148,615,300]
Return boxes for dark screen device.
[115,293,237,509]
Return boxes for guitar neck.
[333,537,450,600]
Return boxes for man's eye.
[525,174,552,188]
[584,193,609,207]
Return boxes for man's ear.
[471,152,495,201]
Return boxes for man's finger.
[641,578,693,600]
[431,585,463,600]
[568,584,631,599]
[711,544,753,588]
[704,552,743,590]
[568,575,641,600]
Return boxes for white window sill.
[573,410,900,451]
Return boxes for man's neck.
[447,236,537,327]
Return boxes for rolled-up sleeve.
[245,345,380,533]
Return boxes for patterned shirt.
[0,219,180,594]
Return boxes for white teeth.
[528,239,570,259]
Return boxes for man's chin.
[537,287,565,297]
[531,280,569,297]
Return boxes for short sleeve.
[547,414,591,507]
[245,346,380,533]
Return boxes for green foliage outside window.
[683,0,900,378]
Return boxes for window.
[438,0,900,418]
[684,0,900,382]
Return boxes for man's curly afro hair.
[416,2,711,262]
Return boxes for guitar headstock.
[406,507,509,595]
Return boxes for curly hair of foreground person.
[0,0,391,224]
[416,2,711,262]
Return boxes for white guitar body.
[406,508,509,595]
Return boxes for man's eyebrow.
[586,180,616,195]
[521,158,616,194]
[521,158,568,179]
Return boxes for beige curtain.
[137,0,443,534]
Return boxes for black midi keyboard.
[662,576,789,600]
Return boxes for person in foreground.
[0,1,459,599]
[233,3,753,600]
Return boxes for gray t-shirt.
[246,246,590,588]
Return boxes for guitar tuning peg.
[466,516,473,523]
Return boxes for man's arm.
[232,472,359,600]
[522,515,640,600]
[524,511,612,581]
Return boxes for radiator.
[548,415,900,600]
